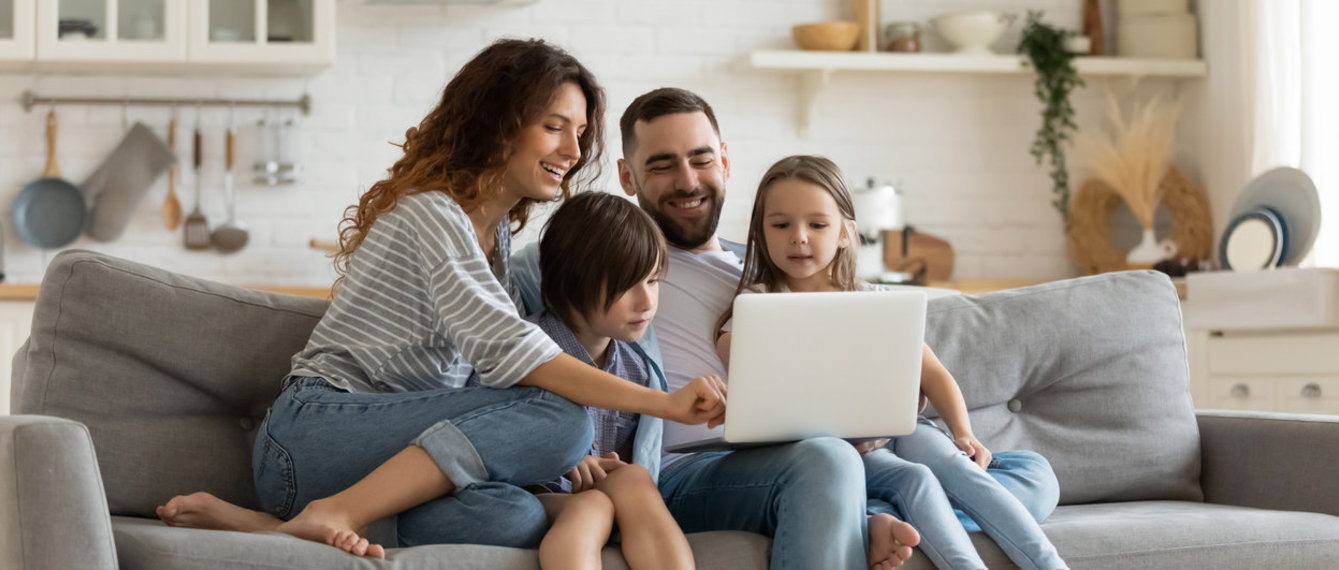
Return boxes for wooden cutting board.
[881,228,955,283]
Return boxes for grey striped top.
[290,191,562,393]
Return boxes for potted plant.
[1017,10,1084,223]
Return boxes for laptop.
[665,290,927,453]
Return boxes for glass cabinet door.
[37,0,186,61]
[190,0,333,68]
[190,0,332,68]
[0,0,35,61]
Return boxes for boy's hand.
[566,455,609,493]
[850,438,890,454]
[664,374,727,427]
[954,435,992,469]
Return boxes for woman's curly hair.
[333,39,606,281]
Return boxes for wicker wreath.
[1067,166,1214,275]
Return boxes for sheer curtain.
[1198,0,1338,267]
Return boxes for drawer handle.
[1302,383,1322,399]
[1231,384,1250,398]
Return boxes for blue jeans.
[658,437,869,570]
[864,422,1065,570]
[252,376,592,548]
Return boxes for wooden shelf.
[741,50,1208,136]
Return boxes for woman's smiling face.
[500,82,588,204]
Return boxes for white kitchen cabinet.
[0,0,35,63]
[1186,329,1339,415]
[0,300,35,416]
[36,0,187,62]
[188,0,333,70]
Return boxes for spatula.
[161,116,182,230]
[182,115,211,250]
[211,116,249,253]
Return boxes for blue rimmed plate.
[1219,208,1284,271]
[1230,167,1319,266]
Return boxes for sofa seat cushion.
[924,271,1202,504]
[111,517,770,570]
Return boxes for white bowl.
[932,11,1009,54]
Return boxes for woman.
[159,39,725,557]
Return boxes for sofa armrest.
[0,415,118,570]
[1198,410,1339,516]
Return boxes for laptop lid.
[717,290,926,445]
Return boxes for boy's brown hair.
[540,192,667,330]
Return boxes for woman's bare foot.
[274,498,386,558]
[156,492,282,532]
[868,513,920,569]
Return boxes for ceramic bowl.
[791,21,861,51]
[932,11,1008,54]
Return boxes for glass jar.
[884,22,921,53]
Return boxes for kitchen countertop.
[0,278,1186,302]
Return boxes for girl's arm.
[520,354,726,428]
[715,331,732,370]
[918,344,992,469]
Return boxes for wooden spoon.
[161,117,182,230]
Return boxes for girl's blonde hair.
[715,155,859,337]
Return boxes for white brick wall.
[0,0,1203,287]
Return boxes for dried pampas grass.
[1074,91,1185,229]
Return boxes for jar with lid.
[884,22,921,52]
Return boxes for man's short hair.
[619,87,721,158]
[540,192,667,330]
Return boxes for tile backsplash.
[0,0,1202,286]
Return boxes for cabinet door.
[1279,378,1339,415]
[35,0,186,62]
[0,301,36,416]
[0,0,35,61]
[1207,377,1277,412]
[187,0,333,69]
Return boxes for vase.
[1126,228,1177,269]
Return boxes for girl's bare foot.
[868,513,919,569]
[156,492,282,532]
[274,498,386,559]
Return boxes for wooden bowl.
[791,21,861,51]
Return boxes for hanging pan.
[13,110,87,248]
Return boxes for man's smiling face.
[619,111,730,252]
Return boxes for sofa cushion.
[111,517,770,570]
[923,271,1201,504]
[13,251,328,517]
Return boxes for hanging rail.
[19,90,311,115]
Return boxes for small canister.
[884,21,922,52]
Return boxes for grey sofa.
[4,250,1339,569]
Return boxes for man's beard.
[637,192,724,250]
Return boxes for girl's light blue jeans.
[252,376,592,549]
[658,437,870,570]
[864,421,1066,570]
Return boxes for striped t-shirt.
[290,191,562,393]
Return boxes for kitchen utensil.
[791,22,861,51]
[162,116,182,230]
[932,11,1013,54]
[183,118,211,250]
[211,119,249,253]
[1228,166,1320,266]
[882,227,954,284]
[12,110,87,249]
[83,122,176,242]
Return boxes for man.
[610,87,1061,569]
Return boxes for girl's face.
[500,82,587,205]
[761,178,852,292]
[582,269,660,344]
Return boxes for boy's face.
[618,112,730,252]
[586,271,659,344]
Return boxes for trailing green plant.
[1017,10,1084,223]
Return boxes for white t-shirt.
[657,244,744,457]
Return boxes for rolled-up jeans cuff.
[414,419,488,488]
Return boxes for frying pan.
[13,110,86,248]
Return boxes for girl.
[714,155,1067,570]
[156,38,725,558]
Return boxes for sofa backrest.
[11,250,328,518]
[925,270,1202,504]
